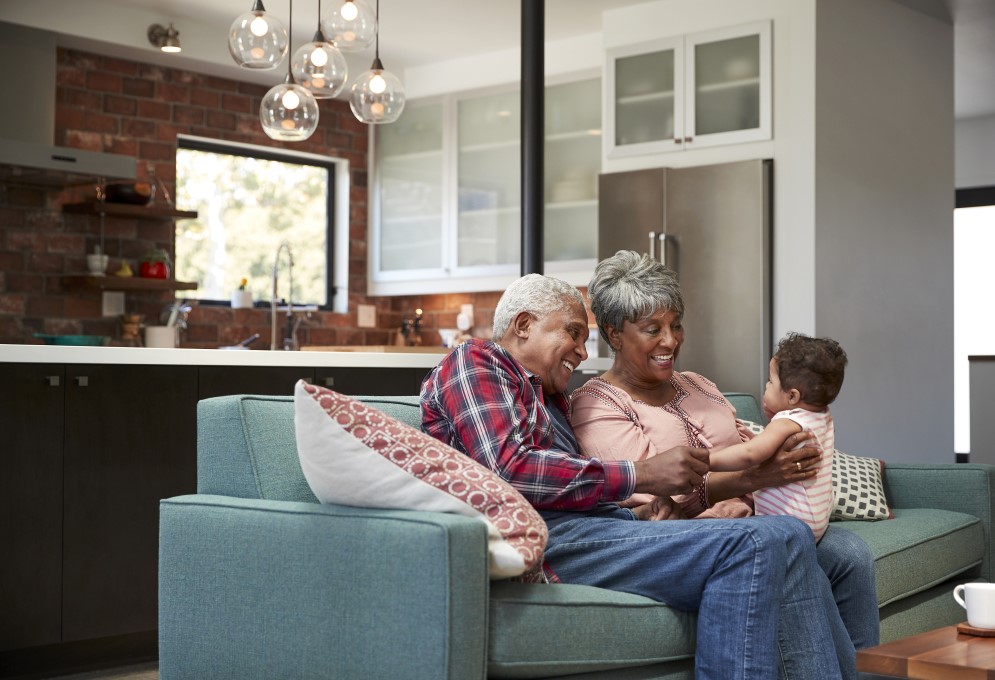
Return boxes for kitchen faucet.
[271,241,294,350]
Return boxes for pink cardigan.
[570,372,754,518]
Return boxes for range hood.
[0,21,136,187]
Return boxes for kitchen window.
[174,135,349,312]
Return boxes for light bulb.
[310,46,328,67]
[370,73,386,94]
[282,90,301,109]
[250,15,269,37]
[341,1,358,21]
[371,101,385,118]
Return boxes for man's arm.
[707,419,803,472]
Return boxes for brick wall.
[0,47,504,348]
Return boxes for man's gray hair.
[587,250,684,346]
[492,274,586,339]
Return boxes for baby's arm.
[708,419,803,472]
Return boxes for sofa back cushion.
[197,393,422,501]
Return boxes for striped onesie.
[752,408,835,541]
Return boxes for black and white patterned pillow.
[831,450,893,521]
[736,419,766,437]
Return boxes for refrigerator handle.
[648,231,657,260]
[649,231,671,269]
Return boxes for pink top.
[570,372,755,518]
[753,408,835,540]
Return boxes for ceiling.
[1,0,993,120]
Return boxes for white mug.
[953,582,995,628]
[145,325,177,348]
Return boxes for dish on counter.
[34,333,110,346]
[103,181,155,205]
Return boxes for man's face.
[512,299,589,394]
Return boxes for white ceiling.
[1,0,993,120]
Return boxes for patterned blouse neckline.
[591,375,687,411]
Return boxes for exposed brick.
[221,93,251,114]
[124,119,156,139]
[106,137,140,159]
[64,130,104,151]
[84,111,120,134]
[55,105,86,133]
[26,294,63,316]
[86,71,123,94]
[64,295,102,318]
[137,99,171,121]
[139,140,174,162]
[155,122,185,143]
[105,94,137,116]
[123,77,156,98]
[47,233,86,254]
[103,56,139,76]
[173,105,204,126]
[205,75,239,92]
[0,294,26,315]
[60,88,103,109]
[29,253,66,274]
[190,88,219,109]
[137,63,168,82]
[205,109,236,130]
[158,81,190,104]
[7,231,46,253]
[61,49,99,71]
[0,251,25,270]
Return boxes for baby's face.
[761,357,792,419]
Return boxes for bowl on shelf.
[34,333,110,346]
[103,181,155,205]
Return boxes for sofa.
[159,393,995,679]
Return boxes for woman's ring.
[796,462,802,472]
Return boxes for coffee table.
[857,625,995,678]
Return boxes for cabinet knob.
[45,375,60,387]
[75,376,89,387]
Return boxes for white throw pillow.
[294,381,548,579]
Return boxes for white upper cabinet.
[605,21,771,159]
[369,74,601,296]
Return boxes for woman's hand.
[633,495,687,521]
[742,431,821,490]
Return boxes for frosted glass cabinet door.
[377,102,444,272]
[457,90,521,268]
[545,77,600,263]
[686,21,771,148]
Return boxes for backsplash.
[0,48,504,348]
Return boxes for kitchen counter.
[0,344,613,372]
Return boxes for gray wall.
[814,0,954,461]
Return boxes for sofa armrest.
[159,495,490,680]
[882,463,995,581]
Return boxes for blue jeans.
[817,525,880,650]
[544,510,854,680]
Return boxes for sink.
[300,345,453,354]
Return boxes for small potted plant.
[231,277,253,308]
[139,248,171,279]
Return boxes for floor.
[46,663,158,680]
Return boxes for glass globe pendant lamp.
[291,19,347,98]
[323,0,376,52]
[229,0,289,70]
[349,0,404,124]
[261,73,320,141]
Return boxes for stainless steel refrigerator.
[597,159,772,404]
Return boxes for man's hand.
[633,495,687,521]
[742,431,820,490]
[632,446,709,497]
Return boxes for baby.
[709,333,848,540]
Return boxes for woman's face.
[609,308,684,385]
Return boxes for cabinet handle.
[75,376,89,387]
[45,375,60,387]
[684,136,693,143]
[323,377,335,388]
[674,138,682,144]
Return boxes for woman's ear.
[606,324,621,351]
[511,311,533,339]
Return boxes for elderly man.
[420,274,857,680]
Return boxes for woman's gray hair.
[492,274,585,339]
[587,250,684,346]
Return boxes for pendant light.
[349,0,405,124]
[229,0,289,70]
[292,0,348,99]
[260,0,319,141]
[323,0,377,52]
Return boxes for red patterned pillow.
[294,381,547,579]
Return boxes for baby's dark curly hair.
[774,333,848,408]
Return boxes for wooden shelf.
[62,202,198,221]
[60,276,198,292]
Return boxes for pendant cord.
[287,0,294,77]
[374,0,380,61]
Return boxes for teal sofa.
[159,393,995,679]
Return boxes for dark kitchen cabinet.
[313,366,431,395]
[0,364,65,652]
[61,364,198,641]
[198,365,315,400]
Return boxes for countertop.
[0,344,613,372]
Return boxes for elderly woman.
[571,249,879,650]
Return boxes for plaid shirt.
[420,339,636,511]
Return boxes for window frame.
[175,134,350,313]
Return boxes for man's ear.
[511,311,533,339]
[786,388,802,405]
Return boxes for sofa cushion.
[487,582,694,678]
[295,381,548,579]
[831,450,893,520]
[835,508,984,607]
